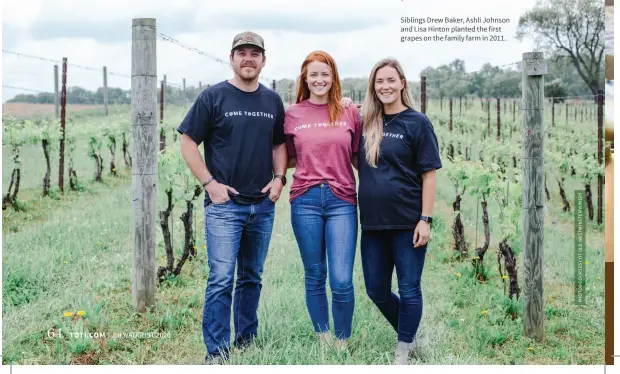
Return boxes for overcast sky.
[2,0,540,103]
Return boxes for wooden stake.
[103,66,108,115]
[487,98,491,137]
[449,98,453,131]
[54,64,59,119]
[131,18,158,313]
[497,97,501,141]
[421,76,427,114]
[598,89,604,225]
[58,58,67,193]
[522,52,547,341]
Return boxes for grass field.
[2,162,604,365]
[2,102,605,365]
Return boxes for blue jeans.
[202,197,275,359]
[290,183,357,340]
[361,229,427,343]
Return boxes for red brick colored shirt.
[284,100,362,204]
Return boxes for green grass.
[2,169,131,236]
[2,165,604,365]
[2,100,605,365]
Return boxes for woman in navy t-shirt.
[357,58,442,365]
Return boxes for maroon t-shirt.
[284,100,362,204]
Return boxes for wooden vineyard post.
[487,98,491,137]
[522,52,547,341]
[183,78,187,108]
[449,98,453,131]
[160,79,164,124]
[159,78,165,151]
[421,76,427,114]
[59,58,67,193]
[161,75,166,124]
[597,89,603,225]
[513,99,516,122]
[54,64,59,119]
[497,97,501,141]
[103,66,109,115]
[288,84,292,105]
[131,18,158,313]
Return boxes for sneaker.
[233,335,255,353]
[316,331,334,346]
[204,355,222,365]
[334,339,348,353]
[392,341,414,365]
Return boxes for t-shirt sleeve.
[273,97,286,145]
[415,117,443,173]
[351,106,363,155]
[286,134,296,158]
[284,108,296,158]
[176,92,212,146]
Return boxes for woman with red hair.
[284,50,361,350]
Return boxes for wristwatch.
[420,215,433,224]
[274,175,287,186]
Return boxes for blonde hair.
[361,58,415,167]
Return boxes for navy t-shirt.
[176,81,285,206]
[357,108,442,230]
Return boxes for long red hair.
[295,50,343,124]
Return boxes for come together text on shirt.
[292,122,349,132]
[225,111,275,119]
[362,132,404,139]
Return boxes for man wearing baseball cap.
[231,31,265,52]
[177,30,287,364]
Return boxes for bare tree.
[516,0,605,95]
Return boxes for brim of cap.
[232,42,265,51]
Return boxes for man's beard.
[235,65,260,82]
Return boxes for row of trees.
[6,85,202,106]
[9,57,591,107]
[8,87,131,105]
[8,57,599,107]
[273,54,595,105]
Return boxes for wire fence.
[3,30,602,118]
[424,61,522,85]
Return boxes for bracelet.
[274,174,287,186]
[202,177,214,189]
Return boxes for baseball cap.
[231,31,265,52]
